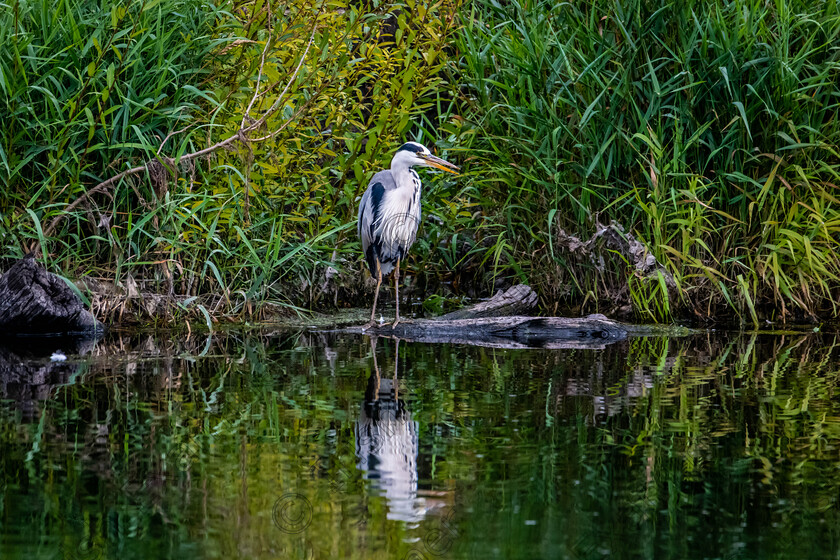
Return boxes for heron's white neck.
[389,160,420,190]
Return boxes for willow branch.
[243,15,318,133]
[241,2,273,130]
[156,122,194,156]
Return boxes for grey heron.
[357,142,459,328]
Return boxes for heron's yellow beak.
[422,154,460,175]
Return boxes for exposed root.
[555,221,677,317]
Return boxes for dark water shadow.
[0,334,100,421]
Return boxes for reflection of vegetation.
[451,333,840,559]
[1,332,840,558]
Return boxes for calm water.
[1,329,839,559]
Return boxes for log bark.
[0,254,104,335]
[437,284,538,320]
[341,314,691,350]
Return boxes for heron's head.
[390,142,459,175]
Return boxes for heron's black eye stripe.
[396,142,424,154]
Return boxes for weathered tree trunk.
[0,254,103,335]
[345,314,692,349]
[437,284,538,320]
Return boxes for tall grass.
[4,0,840,324]
[453,0,840,322]
[0,0,223,202]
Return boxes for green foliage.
[214,0,462,292]
[0,0,223,200]
[453,0,840,321]
[0,0,461,319]
[4,0,840,323]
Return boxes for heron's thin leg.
[392,258,400,328]
[368,258,382,326]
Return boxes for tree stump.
[0,254,104,335]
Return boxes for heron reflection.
[355,337,426,524]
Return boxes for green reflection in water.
[0,331,839,559]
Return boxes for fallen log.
[341,314,693,350]
[0,254,104,335]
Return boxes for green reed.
[4,0,840,324]
[453,0,840,322]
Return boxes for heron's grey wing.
[357,188,370,246]
[358,170,397,275]
[358,170,397,248]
